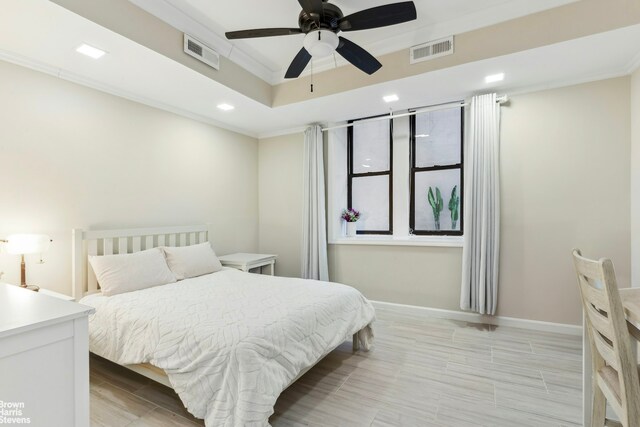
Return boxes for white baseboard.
[370,300,582,336]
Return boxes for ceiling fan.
[225,0,417,79]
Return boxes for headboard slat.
[132,236,141,252]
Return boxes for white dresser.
[0,284,94,427]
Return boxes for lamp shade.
[5,234,51,255]
[303,30,339,58]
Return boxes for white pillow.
[162,242,223,280]
[89,248,176,296]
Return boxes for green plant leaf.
[428,187,435,209]
[448,186,457,210]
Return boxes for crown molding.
[626,48,640,74]
[262,66,634,139]
[0,50,258,138]
[270,0,579,83]
[258,126,308,140]
[498,69,631,100]
[128,0,278,85]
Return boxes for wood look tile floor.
[89,306,582,426]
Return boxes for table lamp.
[2,234,51,292]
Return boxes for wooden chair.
[572,249,640,427]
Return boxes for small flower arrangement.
[341,208,360,223]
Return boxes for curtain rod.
[321,95,508,132]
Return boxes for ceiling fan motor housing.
[298,2,343,33]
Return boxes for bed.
[71,224,375,426]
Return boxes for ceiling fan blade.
[225,28,302,40]
[298,0,323,15]
[335,37,382,75]
[285,47,312,78]
[339,1,417,32]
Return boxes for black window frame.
[409,106,464,236]
[347,114,393,235]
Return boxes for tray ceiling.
[132,0,578,82]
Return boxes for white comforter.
[80,268,375,426]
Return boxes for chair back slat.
[584,299,615,341]
[573,249,640,426]
[581,281,610,312]
[591,331,620,371]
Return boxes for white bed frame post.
[207,222,214,249]
[72,228,84,302]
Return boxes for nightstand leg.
[269,262,275,276]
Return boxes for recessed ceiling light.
[383,94,399,103]
[217,103,235,111]
[485,73,505,84]
[76,44,106,59]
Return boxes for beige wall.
[258,133,304,277]
[632,68,640,287]
[499,77,630,324]
[0,60,259,295]
[259,77,631,325]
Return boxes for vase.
[346,222,358,237]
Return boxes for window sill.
[328,235,464,248]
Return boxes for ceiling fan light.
[303,30,339,58]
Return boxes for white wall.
[259,77,631,325]
[0,60,259,295]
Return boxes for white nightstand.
[39,288,75,302]
[218,253,278,275]
[0,282,76,301]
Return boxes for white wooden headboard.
[72,224,212,300]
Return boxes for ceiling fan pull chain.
[310,60,314,93]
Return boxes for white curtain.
[460,93,501,315]
[302,125,329,281]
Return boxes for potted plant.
[341,208,360,237]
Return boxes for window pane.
[414,169,461,232]
[415,107,461,168]
[352,119,390,174]
[351,175,390,232]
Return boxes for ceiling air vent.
[410,36,454,64]
[183,34,220,70]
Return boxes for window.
[347,115,393,235]
[328,101,464,246]
[410,106,464,235]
